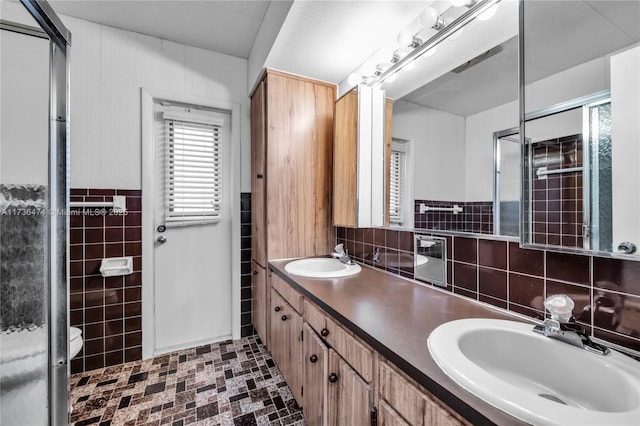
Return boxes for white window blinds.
[389,148,405,224]
[163,109,224,225]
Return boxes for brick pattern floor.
[70,336,305,425]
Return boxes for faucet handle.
[334,243,345,254]
[544,294,575,323]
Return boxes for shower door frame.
[18,1,71,424]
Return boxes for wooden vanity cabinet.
[250,69,335,346]
[333,90,394,227]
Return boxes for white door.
[152,103,232,354]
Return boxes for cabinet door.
[270,289,304,405]
[252,262,267,345]
[250,79,266,267]
[327,349,372,426]
[269,289,287,372]
[303,323,328,426]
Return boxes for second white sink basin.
[285,257,361,278]
[428,318,640,425]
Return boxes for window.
[163,108,224,225]
[389,144,406,225]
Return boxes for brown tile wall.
[414,200,493,234]
[336,226,640,353]
[531,134,584,248]
[69,189,142,374]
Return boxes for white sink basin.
[284,257,361,278]
[428,318,640,425]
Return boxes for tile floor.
[70,336,305,425]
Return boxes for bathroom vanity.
[266,259,529,426]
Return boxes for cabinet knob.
[253,270,258,275]
[274,306,281,312]
[328,373,339,383]
[320,328,329,337]
[281,315,288,321]
[256,173,263,179]
[309,354,318,363]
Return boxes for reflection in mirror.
[522,0,640,258]
[384,0,519,236]
[414,235,446,287]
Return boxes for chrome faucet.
[373,247,381,263]
[533,294,610,356]
[331,243,355,266]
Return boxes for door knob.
[310,354,318,363]
[156,235,167,244]
[281,315,288,321]
[320,328,329,337]
[328,373,339,383]
[274,306,281,312]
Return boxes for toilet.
[69,326,83,359]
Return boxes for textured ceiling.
[48,0,270,58]
[263,0,434,84]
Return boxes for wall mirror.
[521,0,640,258]
[378,0,520,237]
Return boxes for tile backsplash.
[336,226,640,353]
[69,189,142,374]
[414,200,493,234]
[240,193,254,338]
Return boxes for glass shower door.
[0,17,51,425]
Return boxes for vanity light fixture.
[367,0,502,86]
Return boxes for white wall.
[392,100,466,201]
[611,45,640,252]
[58,14,251,191]
[464,100,519,201]
[0,28,49,185]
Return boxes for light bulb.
[376,62,393,74]
[396,29,413,47]
[420,7,439,28]
[450,0,469,7]
[348,73,361,86]
[477,4,498,21]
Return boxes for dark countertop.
[269,258,530,426]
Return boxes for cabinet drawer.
[325,315,373,383]
[378,360,468,426]
[304,299,326,332]
[271,272,303,314]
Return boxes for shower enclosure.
[0,1,70,424]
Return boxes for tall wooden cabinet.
[250,69,335,347]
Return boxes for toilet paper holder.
[99,256,133,277]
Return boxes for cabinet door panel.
[303,323,328,426]
[378,400,410,426]
[328,349,372,426]
[252,262,267,345]
[250,80,266,267]
[270,289,304,405]
[269,289,287,371]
